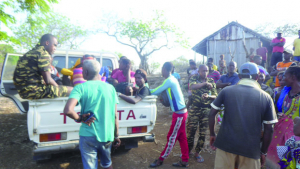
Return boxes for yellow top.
[213,64,218,71]
[293,39,300,56]
[60,58,81,80]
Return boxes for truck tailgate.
[28,96,157,144]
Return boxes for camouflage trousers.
[16,84,68,100]
[186,106,210,153]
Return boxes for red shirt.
[272,38,285,53]
[111,68,120,77]
[256,47,268,61]
[112,70,136,86]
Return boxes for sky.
[3,0,300,68]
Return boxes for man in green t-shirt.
[64,59,120,169]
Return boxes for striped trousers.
[159,112,189,162]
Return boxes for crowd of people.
[11,31,300,168]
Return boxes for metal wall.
[206,25,261,69]
[208,38,260,69]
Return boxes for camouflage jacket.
[189,75,217,107]
[13,45,51,86]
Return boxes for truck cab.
[0,50,157,160]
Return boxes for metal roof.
[192,21,272,56]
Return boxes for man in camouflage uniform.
[13,34,73,99]
[187,64,217,163]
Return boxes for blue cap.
[239,62,259,75]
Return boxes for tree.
[12,13,88,50]
[255,22,300,38]
[0,0,58,44]
[98,11,189,72]
[172,56,189,72]
[0,44,16,63]
[149,62,160,74]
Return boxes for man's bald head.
[199,64,208,70]
[198,64,208,79]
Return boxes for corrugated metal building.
[192,21,272,68]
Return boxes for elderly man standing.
[64,60,120,169]
[216,61,240,89]
[209,62,277,169]
[13,34,73,99]
[187,64,217,163]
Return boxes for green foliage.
[115,52,123,58]
[0,44,16,63]
[172,56,189,72]
[255,22,300,38]
[115,11,189,49]
[13,13,88,50]
[7,55,19,65]
[0,0,58,44]
[100,10,189,72]
[149,62,160,74]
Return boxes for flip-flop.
[195,154,204,163]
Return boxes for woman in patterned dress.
[267,66,300,167]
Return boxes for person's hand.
[260,154,266,166]
[82,113,96,126]
[132,87,138,92]
[210,136,217,150]
[202,93,209,100]
[113,137,121,148]
[128,87,133,95]
[206,82,213,89]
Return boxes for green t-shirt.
[69,80,119,142]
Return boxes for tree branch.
[104,31,136,49]
[146,31,169,56]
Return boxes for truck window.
[68,56,80,68]
[52,56,65,72]
[97,58,113,71]
[2,55,20,80]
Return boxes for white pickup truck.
[0,50,157,161]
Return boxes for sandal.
[149,159,163,168]
[172,161,189,168]
[195,154,204,163]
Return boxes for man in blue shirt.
[216,61,240,89]
[149,62,189,168]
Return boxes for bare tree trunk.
[139,54,150,73]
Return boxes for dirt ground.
[0,74,217,169]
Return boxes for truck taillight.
[40,132,67,142]
[127,126,147,134]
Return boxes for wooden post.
[206,40,209,64]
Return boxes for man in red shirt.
[256,42,268,67]
[270,32,286,67]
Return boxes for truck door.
[0,53,28,113]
